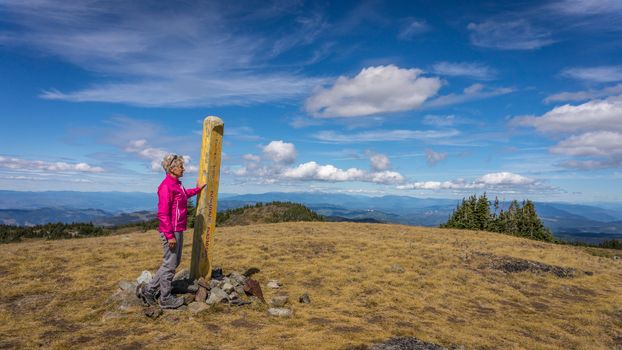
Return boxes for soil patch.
[474,252,580,278]
[230,318,262,329]
[346,336,447,350]
[334,325,364,333]
[309,317,333,325]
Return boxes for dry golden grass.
[0,222,621,350]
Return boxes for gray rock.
[206,287,228,305]
[173,268,189,281]
[271,295,288,307]
[227,291,239,301]
[222,282,234,294]
[267,307,292,317]
[298,293,311,304]
[188,302,209,314]
[387,264,405,273]
[267,279,281,289]
[108,287,143,311]
[136,270,153,285]
[118,280,137,292]
[187,279,199,293]
[209,279,220,289]
[234,285,246,296]
[195,286,208,303]
[143,306,163,319]
[230,272,246,285]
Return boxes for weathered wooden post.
[190,116,224,280]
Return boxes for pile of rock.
[122,267,310,319]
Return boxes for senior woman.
[138,154,206,309]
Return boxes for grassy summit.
[216,201,324,227]
[0,222,620,349]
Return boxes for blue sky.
[1,0,622,202]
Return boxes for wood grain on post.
[190,116,224,280]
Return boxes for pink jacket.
[157,173,204,240]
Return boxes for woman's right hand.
[168,237,177,250]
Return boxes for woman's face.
[170,162,184,178]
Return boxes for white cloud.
[513,95,622,169]
[551,131,622,157]
[0,156,104,173]
[477,172,536,186]
[282,161,404,184]
[306,65,442,117]
[467,20,555,50]
[561,65,622,83]
[513,95,622,133]
[283,162,366,182]
[262,140,297,164]
[425,149,447,165]
[432,62,496,80]
[230,142,404,185]
[313,129,459,143]
[397,172,548,191]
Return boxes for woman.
[138,154,206,309]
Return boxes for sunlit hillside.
[1,222,621,349]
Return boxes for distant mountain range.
[1,190,622,244]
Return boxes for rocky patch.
[470,252,586,278]
[345,336,448,350]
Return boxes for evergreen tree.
[440,194,555,242]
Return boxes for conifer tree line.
[440,193,555,242]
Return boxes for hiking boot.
[160,296,184,309]
[136,283,157,306]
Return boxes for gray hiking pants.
[147,231,183,300]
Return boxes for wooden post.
[190,116,224,280]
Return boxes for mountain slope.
[1,222,620,349]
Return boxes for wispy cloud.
[425,149,447,165]
[425,83,513,108]
[545,83,622,103]
[0,155,104,173]
[398,172,556,193]
[0,1,327,107]
[398,18,430,40]
[561,65,622,83]
[432,62,496,80]
[467,20,555,50]
[313,129,459,143]
[226,126,264,142]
